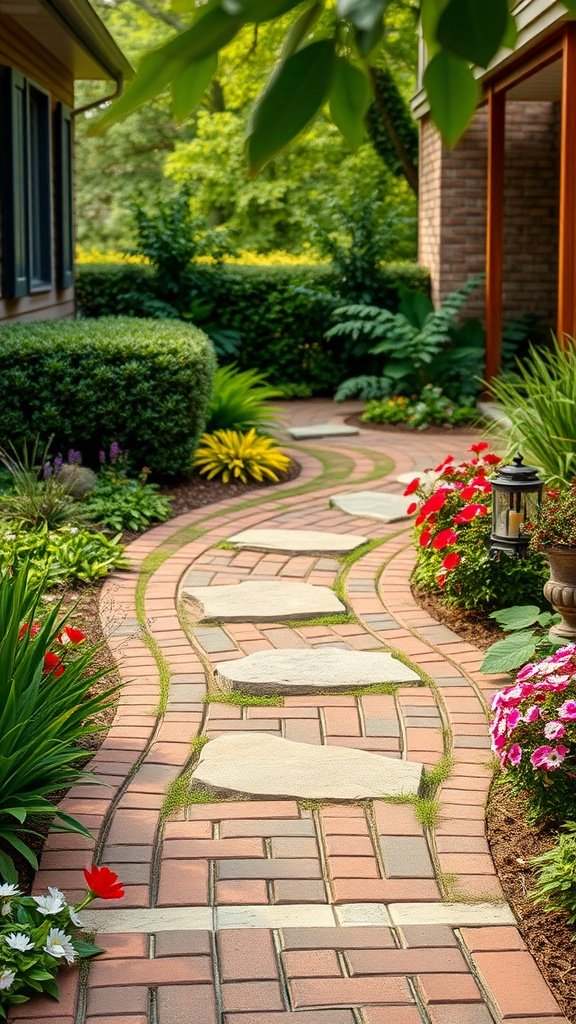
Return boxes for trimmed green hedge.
[76,262,430,394]
[0,317,215,478]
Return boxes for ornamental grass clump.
[409,442,548,610]
[0,866,124,1018]
[489,644,576,821]
[194,428,291,484]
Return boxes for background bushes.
[76,261,430,394]
[0,317,215,478]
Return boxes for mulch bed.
[412,581,576,1021]
[159,459,301,518]
[344,413,482,435]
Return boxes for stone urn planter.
[543,547,576,639]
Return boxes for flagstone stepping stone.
[288,423,359,439]
[182,580,346,622]
[227,528,367,554]
[330,491,411,523]
[396,471,439,488]
[215,647,419,695]
[191,733,423,800]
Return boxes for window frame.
[27,79,53,293]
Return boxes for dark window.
[0,67,59,299]
[55,103,73,290]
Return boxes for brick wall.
[419,100,560,329]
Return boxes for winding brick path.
[13,402,569,1024]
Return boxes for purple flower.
[54,453,63,473]
[67,449,82,466]
[42,461,53,480]
[99,450,106,465]
[109,441,122,463]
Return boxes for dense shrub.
[0,318,216,478]
[76,262,430,394]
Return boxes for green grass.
[414,797,440,830]
[160,737,214,818]
[421,754,454,794]
[339,682,399,697]
[281,613,355,627]
[204,692,284,707]
[214,540,237,550]
[337,537,386,567]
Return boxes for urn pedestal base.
[544,547,576,640]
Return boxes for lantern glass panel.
[494,490,512,537]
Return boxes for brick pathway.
[12,402,569,1024]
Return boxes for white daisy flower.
[68,906,84,928]
[4,932,34,952]
[43,927,75,964]
[0,969,15,991]
[32,886,66,916]
[0,884,20,898]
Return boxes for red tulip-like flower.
[43,651,65,678]
[83,865,125,901]
[407,502,418,516]
[18,621,41,641]
[483,453,501,465]
[431,528,459,551]
[442,552,461,571]
[58,625,87,645]
[403,477,420,496]
[417,489,450,524]
[470,441,489,454]
[419,529,432,548]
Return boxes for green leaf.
[329,58,371,150]
[90,49,185,134]
[281,1,324,58]
[489,604,541,631]
[354,21,384,57]
[420,0,449,54]
[480,631,539,675]
[172,53,218,122]
[0,849,17,883]
[563,0,576,9]
[436,0,509,69]
[72,939,105,958]
[336,0,388,32]
[503,12,518,49]
[423,50,480,147]
[247,39,336,174]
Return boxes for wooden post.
[558,24,576,346]
[485,86,505,381]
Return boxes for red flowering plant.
[0,866,124,1018]
[489,644,576,821]
[408,443,548,610]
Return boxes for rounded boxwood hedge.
[0,316,216,478]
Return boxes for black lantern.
[489,454,543,558]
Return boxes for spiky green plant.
[206,365,283,433]
[194,428,291,484]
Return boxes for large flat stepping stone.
[192,733,423,800]
[215,647,420,695]
[228,528,367,554]
[182,580,346,622]
[288,423,359,439]
[331,491,411,523]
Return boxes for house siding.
[0,15,75,323]
[418,100,560,331]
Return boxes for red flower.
[58,625,87,645]
[547,489,560,500]
[419,489,450,520]
[470,441,489,453]
[419,529,432,548]
[437,570,448,588]
[434,455,454,472]
[460,485,479,501]
[43,651,64,678]
[18,621,41,641]
[442,552,461,570]
[407,502,418,515]
[432,528,459,550]
[453,503,488,524]
[403,477,420,496]
[83,864,125,901]
[482,453,501,465]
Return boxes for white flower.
[1,903,12,917]
[68,906,84,928]
[0,969,15,991]
[4,932,34,952]
[0,884,20,898]
[43,928,75,964]
[32,886,66,916]
[4,533,15,541]
[68,527,79,535]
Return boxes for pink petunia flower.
[506,708,521,730]
[517,663,539,682]
[530,744,568,770]
[508,743,523,766]
[558,700,576,721]
[523,705,540,724]
[544,721,566,740]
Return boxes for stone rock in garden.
[215,646,420,694]
[288,423,359,439]
[57,464,98,497]
[227,528,367,554]
[330,491,411,523]
[192,732,423,800]
[396,471,439,488]
[182,580,346,622]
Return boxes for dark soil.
[487,786,576,1022]
[412,582,576,1020]
[159,459,301,518]
[344,413,483,435]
